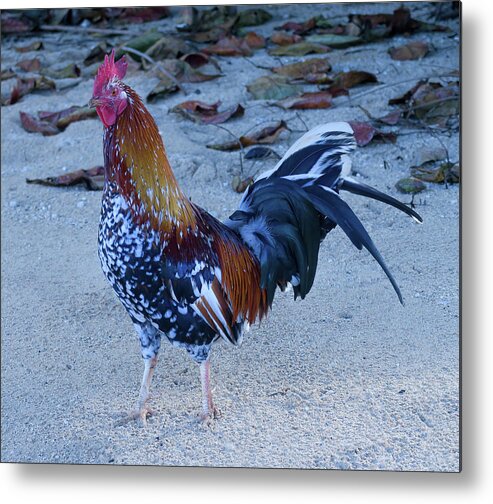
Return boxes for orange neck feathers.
[104,86,196,236]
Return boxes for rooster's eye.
[111,88,117,96]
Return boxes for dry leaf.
[395,177,426,194]
[389,41,430,60]
[17,58,41,72]
[19,105,97,135]
[270,31,303,46]
[26,166,105,191]
[247,75,301,100]
[268,42,331,57]
[305,33,362,48]
[272,57,331,80]
[207,121,288,151]
[348,121,397,147]
[15,41,43,53]
[232,175,254,193]
[171,100,244,124]
[276,91,333,110]
[203,35,253,56]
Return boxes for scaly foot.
[115,406,155,427]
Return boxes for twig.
[39,24,131,36]
[120,45,183,91]
[211,124,245,175]
[242,56,272,71]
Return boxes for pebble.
[9,200,18,208]
[77,201,86,208]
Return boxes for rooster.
[90,51,422,425]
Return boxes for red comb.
[93,49,128,96]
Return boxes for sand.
[1,2,459,471]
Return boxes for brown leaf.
[160,59,221,83]
[272,57,331,80]
[171,100,244,124]
[395,177,426,194]
[269,42,331,57]
[389,80,459,124]
[17,58,42,73]
[20,112,59,136]
[26,166,105,191]
[348,121,397,147]
[145,36,191,60]
[15,41,43,53]
[232,175,254,193]
[247,75,301,101]
[329,70,377,90]
[411,162,459,184]
[202,36,253,56]
[270,31,303,46]
[279,17,317,35]
[180,52,220,70]
[377,110,402,125]
[20,106,97,135]
[4,76,56,106]
[43,63,81,79]
[1,69,17,81]
[117,7,170,24]
[207,121,288,151]
[389,41,430,61]
[276,91,333,110]
[244,31,266,49]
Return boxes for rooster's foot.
[115,406,155,427]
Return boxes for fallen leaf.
[1,13,35,34]
[121,30,164,60]
[20,112,60,136]
[305,33,362,48]
[272,57,331,80]
[19,105,97,135]
[207,121,288,151]
[15,41,43,53]
[278,17,317,35]
[1,69,17,81]
[411,162,459,184]
[235,8,272,28]
[17,58,41,72]
[270,31,303,46]
[395,177,426,194]
[145,36,191,60]
[247,75,301,100]
[4,76,56,106]
[171,100,244,124]
[26,166,105,191]
[160,59,221,83]
[180,52,221,70]
[232,175,254,193]
[411,146,448,168]
[84,42,114,66]
[276,91,333,110]
[348,121,397,147]
[269,42,331,56]
[146,78,179,103]
[389,80,459,125]
[377,110,402,125]
[244,31,266,49]
[116,7,170,24]
[43,63,81,79]
[203,35,253,56]
[330,70,377,90]
[389,41,430,61]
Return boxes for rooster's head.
[90,49,129,128]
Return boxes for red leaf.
[348,121,397,147]
[17,58,41,72]
[277,91,333,110]
[20,111,59,136]
[203,36,252,56]
[389,41,430,61]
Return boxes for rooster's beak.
[88,97,101,108]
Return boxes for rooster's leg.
[116,355,158,427]
[199,359,221,423]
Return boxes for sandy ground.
[1,2,459,471]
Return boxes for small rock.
[77,201,85,208]
[9,200,18,208]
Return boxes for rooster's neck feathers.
[104,86,196,236]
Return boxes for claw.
[115,407,155,427]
